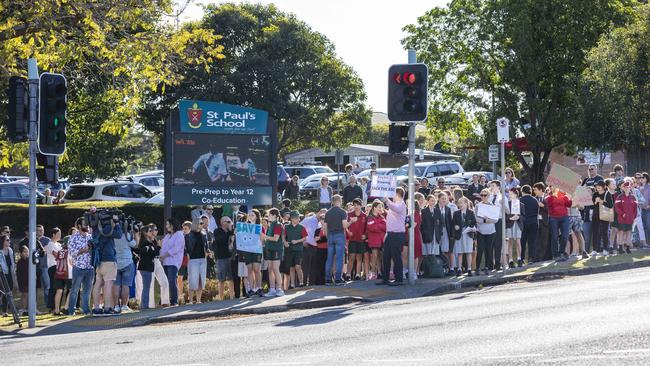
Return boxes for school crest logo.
[187,103,203,129]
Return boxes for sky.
[183,0,448,113]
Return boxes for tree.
[403,0,637,182]
[141,3,371,156]
[0,0,222,180]
[579,4,650,172]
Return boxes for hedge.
[0,200,322,233]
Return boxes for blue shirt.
[92,223,123,263]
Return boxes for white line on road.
[604,349,650,354]
[263,362,312,365]
[363,359,428,363]
[481,354,544,360]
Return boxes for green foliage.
[141,3,371,156]
[403,0,637,182]
[0,0,223,179]
[0,201,193,233]
[579,4,650,172]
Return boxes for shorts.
[241,251,262,265]
[618,223,633,231]
[238,262,248,277]
[265,248,283,261]
[285,250,303,267]
[570,216,584,232]
[188,258,207,290]
[215,258,232,281]
[349,241,367,254]
[114,263,135,287]
[96,261,117,282]
[53,278,71,290]
[506,225,522,239]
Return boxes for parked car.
[448,171,501,185]
[145,192,164,205]
[125,174,164,193]
[355,168,397,180]
[393,161,465,187]
[37,180,71,196]
[0,182,45,204]
[62,181,155,203]
[298,172,344,200]
[284,165,334,182]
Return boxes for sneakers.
[104,308,117,316]
[354,275,361,281]
[113,305,121,314]
[626,247,632,254]
[335,279,345,286]
[257,289,264,297]
[581,251,590,259]
[91,308,104,317]
[517,259,523,267]
[602,249,609,256]
[591,251,598,256]
[325,279,334,286]
[265,288,277,297]
[121,305,132,313]
[275,289,285,297]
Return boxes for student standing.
[283,211,308,288]
[519,185,539,264]
[366,201,386,280]
[476,189,497,275]
[263,208,285,296]
[434,192,454,274]
[346,198,367,281]
[452,197,477,276]
[504,188,523,268]
[615,179,638,254]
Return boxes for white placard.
[476,202,501,221]
[235,222,263,254]
[511,200,520,215]
[370,175,396,198]
[497,117,510,143]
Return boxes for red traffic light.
[403,72,416,85]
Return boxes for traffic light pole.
[27,58,39,328]
[407,49,416,285]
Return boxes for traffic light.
[5,76,28,142]
[36,153,59,184]
[387,64,428,122]
[388,124,409,154]
[38,72,67,155]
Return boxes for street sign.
[488,144,499,162]
[496,117,510,143]
[335,149,344,165]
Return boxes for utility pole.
[27,58,39,328]
[407,49,416,285]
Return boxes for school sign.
[179,100,269,134]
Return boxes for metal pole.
[500,142,507,264]
[27,58,39,328]
[407,49,416,285]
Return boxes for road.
[3,267,650,365]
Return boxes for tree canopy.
[403,0,637,182]
[141,3,371,156]
[0,0,222,180]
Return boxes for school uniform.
[420,205,436,255]
[434,205,454,253]
[452,209,477,254]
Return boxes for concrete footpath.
[3,249,650,337]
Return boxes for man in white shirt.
[300,210,326,285]
[488,180,504,270]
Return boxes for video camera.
[84,208,124,229]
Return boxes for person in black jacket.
[283,175,300,200]
[135,224,160,310]
[434,193,454,273]
[466,174,485,204]
[592,181,614,255]
[185,218,210,304]
[520,185,539,264]
[452,197,477,276]
[342,176,363,205]
[420,194,436,256]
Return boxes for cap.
[290,210,300,218]
[280,207,291,216]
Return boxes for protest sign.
[476,203,501,221]
[370,175,396,198]
[573,186,593,207]
[546,163,582,195]
[235,222,263,254]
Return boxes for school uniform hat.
[290,210,300,218]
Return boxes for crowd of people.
[1,162,649,317]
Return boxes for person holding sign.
[284,211,308,288]
[545,187,573,261]
[476,189,498,275]
[377,188,406,286]
[242,210,263,297]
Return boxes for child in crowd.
[505,188,523,268]
[16,245,29,315]
[453,197,477,276]
[284,211,308,288]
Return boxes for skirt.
[438,229,450,253]
[422,242,439,256]
[454,234,474,254]
[506,224,522,239]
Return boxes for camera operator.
[112,219,139,313]
[91,210,123,316]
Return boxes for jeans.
[520,222,538,262]
[139,270,153,309]
[382,232,406,283]
[493,220,503,269]
[476,233,495,270]
[325,232,346,281]
[38,265,50,306]
[68,266,94,315]
[549,216,570,258]
[582,221,593,252]
[163,265,179,305]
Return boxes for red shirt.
[346,210,367,242]
[545,193,572,218]
[366,215,386,248]
[615,192,638,225]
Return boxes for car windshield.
[314,167,333,174]
[395,166,425,176]
[65,186,95,200]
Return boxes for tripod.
[0,272,21,327]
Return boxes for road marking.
[481,354,544,360]
[604,349,650,354]
[264,362,312,365]
[363,359,428,363]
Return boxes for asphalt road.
[3,267,650,366]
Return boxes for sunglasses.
[506,171,512,174]
[480,194,488,197]
[589,168,595,171]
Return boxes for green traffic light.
[53,116,59,127]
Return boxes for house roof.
[285,144,460,160]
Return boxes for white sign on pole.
[497,117,510,143]
[488,145,499,162]
[370,175,396,198]
[235,222,263,254]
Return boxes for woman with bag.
[615,179,638,254]
[592,180,614,255]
